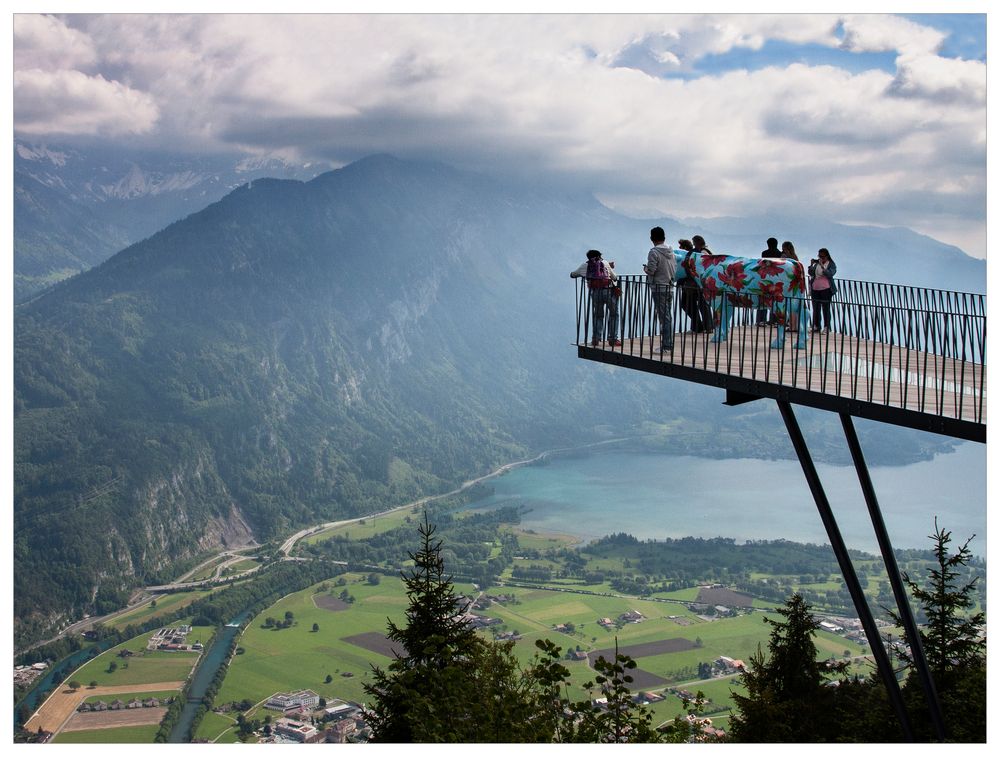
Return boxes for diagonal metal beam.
[776,400,914,741]
[839,413,947,740]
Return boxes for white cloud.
[839,14,945,57]
[11,13,986,257]
[888,53,986,105]
[14,69,159,136]
[13,13,96,71]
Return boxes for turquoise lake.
[465,442,987,557]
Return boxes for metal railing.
[574,275,986,425]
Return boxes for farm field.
[206,565,866,732]
[207,572,463,720]
[52,724,161,744]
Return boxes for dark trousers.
[812,289,833,330]
[678,284,713,331]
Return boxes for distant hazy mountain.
[14,140,985,302]
[13,140,330,300]
[12,153,978,645]
[673,213,985,294]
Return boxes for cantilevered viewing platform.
[574,271,985,741]
[576,276,985,442]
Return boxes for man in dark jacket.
[756,237,782,326]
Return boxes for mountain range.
[12,150,983,646]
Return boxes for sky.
[8,8,990,260]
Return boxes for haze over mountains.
[13,141,330,301]
[12,151,983,646]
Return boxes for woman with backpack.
[570,249,620,347]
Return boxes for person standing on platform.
[688,235,715,333]
[809,248,837,333]
[781,240,801,331]
[757,237,782,326]
[644,226,675,354]
[571,249,620,346]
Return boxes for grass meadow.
[208,572,458,719]
[194,710,239,742]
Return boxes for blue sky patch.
[688,39,898,78]
[902,13,986,61]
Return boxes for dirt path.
[25,681,184,737]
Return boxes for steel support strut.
[776,401,914,742]
[839,414,947,740]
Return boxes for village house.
[619,610,644,623]
[714,656,746,673]
[109,699,125,710]
[570,650,588,661]
[128,699,142,709]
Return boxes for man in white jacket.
[644,226,675,353]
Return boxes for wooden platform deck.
[581,325,985,441]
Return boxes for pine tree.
[729,594,846,742]
[891,521,986,742]
[894,519,985,673]
[365,513,556,742]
